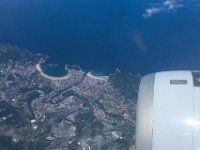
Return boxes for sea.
[1,0,200,75]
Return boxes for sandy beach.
[87,72,108,81]
[36,63,70,80]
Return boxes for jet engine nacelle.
[136,71,200,150]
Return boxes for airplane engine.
[136,71,200,150]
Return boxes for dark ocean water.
[1,0,200,75]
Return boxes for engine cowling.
[136,71,200,150]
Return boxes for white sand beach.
[87,72,108,81]
[36,63,70,80]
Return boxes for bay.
[0,0,200,75]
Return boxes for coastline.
[87,72,108,81]
[35,63,70,80]
[36,63,108,81]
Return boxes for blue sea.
[1,0,200,75]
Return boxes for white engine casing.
[136,71,200,150]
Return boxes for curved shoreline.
[87,72,108,81]
[36,63,70,80]
[36,63,108,81]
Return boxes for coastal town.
[0,44,141,150]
